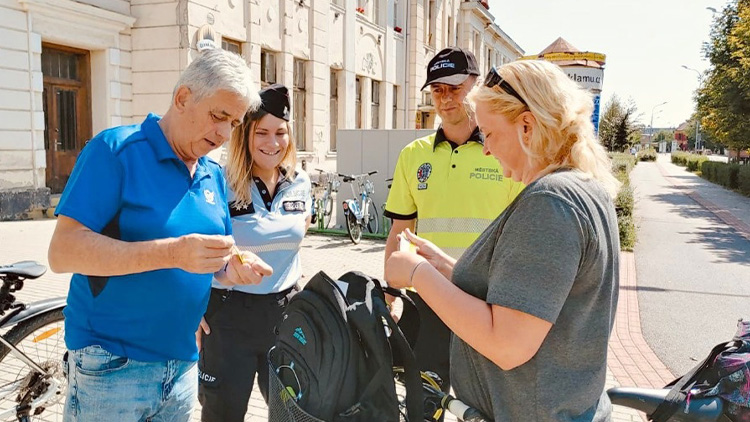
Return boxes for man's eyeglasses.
[484,67,528,108]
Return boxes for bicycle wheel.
[366,197,380,234]
[0,309,66,421]
[345,211,362,244]
[323,195,334,229]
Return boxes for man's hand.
[170,234,235,274]
[220,251,273,286]
[196,317,210,350]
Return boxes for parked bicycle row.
[310,168,387,244]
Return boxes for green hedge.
[637,148,657,162]
[615,182,634,220]
[618,215,636,252]
[612,166,636,251]
[701,161,750,196]
[610,153,637,176]
[672,151,708,172]
[740,165,750,196]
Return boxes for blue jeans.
[63,345,197,422]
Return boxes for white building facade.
[0,0,522,219]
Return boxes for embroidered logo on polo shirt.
[204,189,215,205]
[417,162,432,190]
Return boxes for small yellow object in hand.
[399,232,418,253]
[231,245,246,264]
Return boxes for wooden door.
[42,44,91,193]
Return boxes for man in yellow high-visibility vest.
[384,47,524,397]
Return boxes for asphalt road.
[631,156,750,375]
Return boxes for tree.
[696,0,750,151]
[654,129,674,143]
[599,94,641,152]
[684,113,719,151]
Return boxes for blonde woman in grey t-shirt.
[385,60,621,422]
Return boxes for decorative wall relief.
[362,53,375,75]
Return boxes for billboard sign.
[563,67,604,91]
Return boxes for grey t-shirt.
[451,169,619,422]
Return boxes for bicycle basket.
[268,350,325,422]
[312,185,327,200]
[364,180,375,195]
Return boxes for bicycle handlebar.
[607,387,724,422]
[444,396,491,422]
[338,171,378,180]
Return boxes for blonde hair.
[225,108,298,206]
[468,60,621,198]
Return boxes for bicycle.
[608,387,727,421]
[0,261,67,422]
[340,171,379,244]
[310,169,340,230]
[381,177,394,236]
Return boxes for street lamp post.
[650,101,668,149]
[682,65,703,151]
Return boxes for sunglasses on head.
[484,67,528,108]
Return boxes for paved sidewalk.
[0,221,649,421]
[654,154,750,241]
[631,154,750,377]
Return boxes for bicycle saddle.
[0,261,47,279]
[607,387,727,422]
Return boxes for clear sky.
[488,0,726,130]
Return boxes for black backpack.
[650,319,750,422]
[268,271,424,422]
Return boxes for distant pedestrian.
[386,59,621,422]
[48,48,272,422]
[197,84,312,421]
[383,47,524,398]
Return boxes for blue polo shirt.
[55,113,231,362]
[212,169,311,294]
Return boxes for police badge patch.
[417,162,432,190]
[282,200,306,212]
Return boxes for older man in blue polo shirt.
[47,48,272,422]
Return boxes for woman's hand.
[401,229,455,279]
[385,250,428,290]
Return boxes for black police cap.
[422,47,480,90]
[259,84,291,121]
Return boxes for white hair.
[174,48,260,110]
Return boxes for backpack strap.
[375,297,424,422]
[382,285,420,350]
[338,272,424,422]
[649,340,739,422]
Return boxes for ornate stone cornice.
[19,0,136,49]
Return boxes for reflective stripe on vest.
[416,217,494,235]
